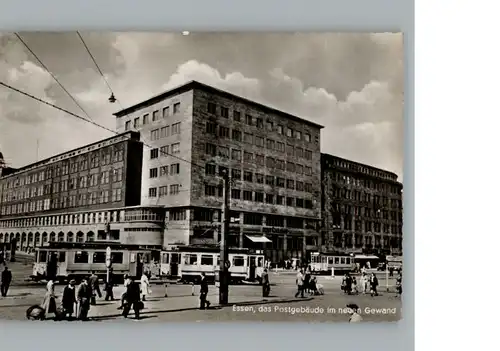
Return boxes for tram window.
[335,257,340,264]
[93,252,106,263]
[184,254,198,265]
[59,252,66,263]
[257,257,264,267]
[39,251,47,263]
[233,256,245,267]
[161,253,169,264]
[249,256,256,266]
[171,253,180,264]
[346,258,351,264]
[328,257,334,264]
[216,255,221,266]
[201,255,214,266]
[74,251,89,264]
[340,258,345,264]
[112,252,123,264]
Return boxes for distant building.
[0,152,17,178]
[321,153,403,256]
[114,80,323,262]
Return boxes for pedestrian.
[396,273,402,297]
[370,273,379,297]
[104,269,115,301]
[118,274,132,309]
[140,272,151,301]
[343,273,352,295]
[261,268,270,297]
[360,272,369,294]
[62,279,77,320]
[1,266,12,297]
[76,277,92,321]
[294,268,305,298]
[389,266,394,277]
[304,265,312,293]
[347,303,363,323]
[351,276,358,294]
[88,271,101,305]
[41,279,57,319]
[122,277,142,320]
[199,272,210,309]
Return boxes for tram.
[31,241,154,283]
[160,245,265,284]
[309,252,356,275]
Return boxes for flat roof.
[113,80,324,129]
[321,153,399,180]
[0,131,140,180]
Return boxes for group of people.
[295,266,325,298]
[342,272,380,296]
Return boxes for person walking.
[294,269,305,298]
[41,279,57,319]
[261,268,270,298]
[122,277,141,320]
[370,273,379,297]
[62,279,77,320]
[118,274,132,309]
[104,269,115,301]
[199,272,210,309]
[76,277,92,321]
[1,266,12,297]
[140,272,151,301]
[360,272,369,294]
[88,271,101,305]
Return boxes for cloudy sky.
[0,32,403,178]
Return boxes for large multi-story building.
[0,131,156,251]
[321,153,403,256]
[114,80,323,263]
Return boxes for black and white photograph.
[0,32,403,323]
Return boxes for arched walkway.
[86,231,95,242]
[66,232,74,242]
[76,231,84,243]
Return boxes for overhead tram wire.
[0,80,205,171]
[76,31,124,109]
[14,33,94,122]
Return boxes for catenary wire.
[14,33,94,122]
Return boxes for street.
[0,271,402,323]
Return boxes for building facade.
[114,81,323,263]
[0,205,165,251]
[321,153,403,256]
[0,131,143,218]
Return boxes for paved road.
[0,272,402,322]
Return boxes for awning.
[354,254,379,259]
[245,235,272,243]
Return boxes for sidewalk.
[87,288,313,321]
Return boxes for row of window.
[149,164,180,178]
[325,234,403,249]
[205,144,314,175]
[123,227,162,232]
[206,102,315,143]
[1,149,125,191]
[150,123,182,141]
[206,122,313,160]
[204,185,314,209]
[330,188,402,210]
[205,164,314,193]
[2,169,124,204]
[150,143,180,159]
[327,218,403,234]
[148,185,181,198]
[324,157,398,182]
[124,102,181,131]
[331,172,401,195]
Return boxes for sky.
[0,32,404,179]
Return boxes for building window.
[255,154,264,165]
[239,190,251,201]
[296,181,304,191]
[150,148,159,159]
[231,169,241,180]
[170,163,180,175]
[266,120,273,131]
[256,118,263,129]
[218,146,229,158]
[287,179,295,190]
[276,159,285,170]
[255,192,264,202]
[277,125,283,134]
[276,195,284,205]
[160,166,169,176]
[233,111,241,121]
[160,145,169,156]
[231,149,241,161]
[296,198,304,208]
[170,184,180,195]
[295,147,303,158]
[220,106,229,118]
[256,173,264,184]
[153,110,159,121]
[206,122,217,134]
[134,117,140,128]
[205,184,217,196]
[231,189,241,199]
[266,157,275,168]
[243,171,253,182]
[143,114,149,125]
[207,102,216,114]
[243,132,253,144]
[232,129,242,142]
[219,126,230,138]
[305,183,312,192]
[255,136,264,147]
[243,213,262,225]
[276,177,285,187]
[265,175,274,186]
[219,166,228,177]
[160,126,169,138]
[305,150,312,160]
[287,128,293,137]
[171,122,181,135]
[296,164,304,174]
[170,209,186,221]
[266,139,275,150]
[286,162,295,172]
[125,120,131,131]
[163,106,170,118]
[286,197,294,206]
[243,151,253,163]
[305,199,313,209]
[149,168,158,178]
[305,166,312,175]
[148,188,157,198]
[151,129,160,140]
[245,114,252,125]
[206,143,217,156]
[265,194,274,204]
[296,131,302,140]
[112,189,122,202]
[157,186,167,197]
[305,133,311,142]
[205,164,216,175]
[173,103,181,114]
[171,143,180,154]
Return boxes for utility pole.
[219,169,230,305]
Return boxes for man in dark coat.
[199,272,210,309]
[1,266,12,297]
[370,273,379,297]
[122,278,141,319]
[62,279,77,320]
[76,277,92,321]
[261,269,270,297]
[104,269,115,301]
[88,271,101,305]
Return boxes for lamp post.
[105,222,112,283]
[219,169,230,305]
